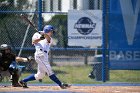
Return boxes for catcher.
[0,44,33,87]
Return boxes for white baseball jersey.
[32,32,54,80]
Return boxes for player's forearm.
[16,57,28,62]
[44,34,51,43]
[32,38,42,44]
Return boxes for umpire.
[0,44,27,87]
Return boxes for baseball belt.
[40,49,47,53]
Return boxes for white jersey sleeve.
[32,32,41,42]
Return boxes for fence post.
[84,54,88,65]
[102,0,107,82]
[38,0,43,31]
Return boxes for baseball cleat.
[12,83,22,87]
[60,83,71,89]
[18,80,28,88]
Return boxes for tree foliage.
[0,0,34,50]
[46,15,68,48]
[0,0,14,18]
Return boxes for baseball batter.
[19,25,71,89]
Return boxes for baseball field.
[0,0,140,93]
[0,65,140,93]
[0,84,140,93]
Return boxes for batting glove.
[40,35,45,40]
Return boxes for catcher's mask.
[0,44,11,54]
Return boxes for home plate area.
[0,84,140,93]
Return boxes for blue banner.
[109,0,140,70]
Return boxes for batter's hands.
[43,33,49,38]
[40,35,45,40]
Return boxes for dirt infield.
[0,85,140,93]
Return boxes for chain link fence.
[0,0,140,85]
[0,0,103,84]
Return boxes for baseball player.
[19,25,71,89]
[0,44,32,87]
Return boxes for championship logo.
[74,17,96,35]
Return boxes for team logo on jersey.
[74,17,96,35]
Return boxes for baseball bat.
[20,14,38,32]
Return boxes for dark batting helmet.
[43,25,55,33]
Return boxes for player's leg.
[37,55,62,86]
[44,62,71,89]
[19,64,45,88]
[35,55,69,88]
[19,74,36,88]
[19,55,47,88]
[9,61,21,87]
[46,64,62,86]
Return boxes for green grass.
[19,66,140,84]
[109,70,140,83]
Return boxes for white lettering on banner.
[120,0,140,45]
[68,36,101,39]
[110,51,140,61]
[74,24,96,29]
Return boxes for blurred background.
[0,0,140,85]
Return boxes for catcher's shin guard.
[11,73,21,87]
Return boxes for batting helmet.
[43,25,55,33]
